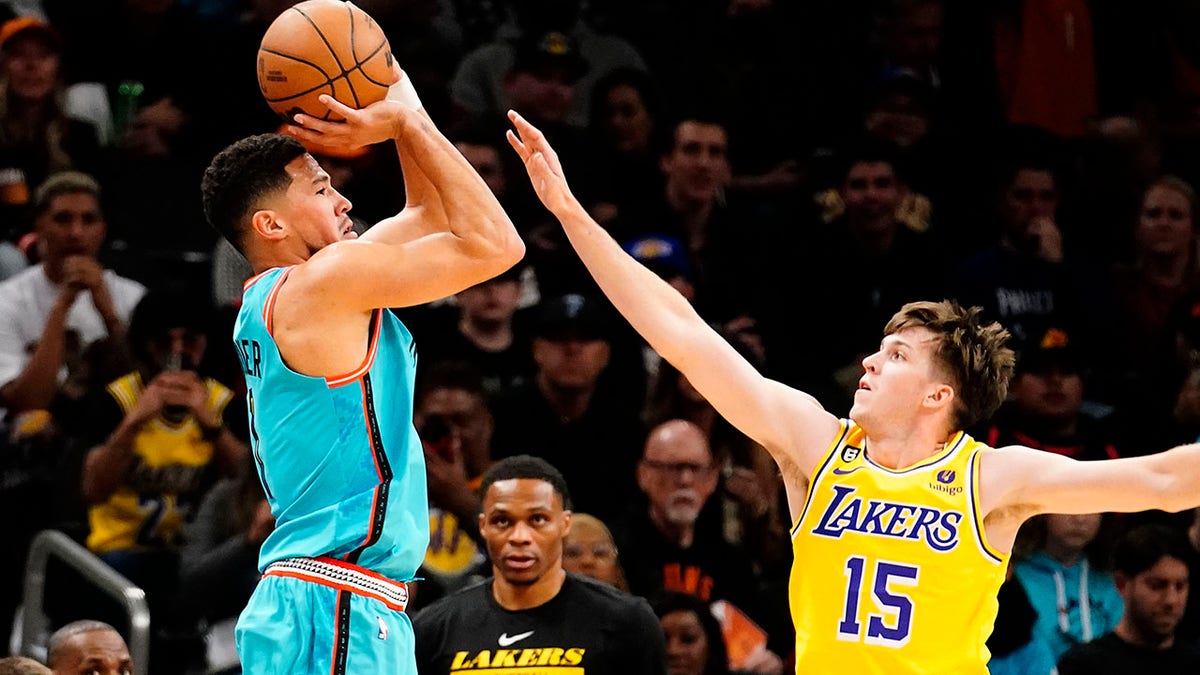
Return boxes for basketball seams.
[292,5,352,78]
[258,0,392,121]
[298,3,373,109]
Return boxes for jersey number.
[838,556,919,647]
[135,495,170,546]
[247,389,273,499]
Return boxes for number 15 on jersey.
[838,556,919,648]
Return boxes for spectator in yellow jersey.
[77,289,248,673]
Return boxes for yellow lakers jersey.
[87,372,234,554]
[789,420,1008,674]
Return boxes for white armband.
[386,71,422,111]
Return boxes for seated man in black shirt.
[1057,523,1200,674]
[413,455,666,674]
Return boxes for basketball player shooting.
[504,111,1200,672]
[199,65,524,673]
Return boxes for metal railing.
[20,529,150,675]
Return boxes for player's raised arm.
[283,90,525,312]
[985,442,1200,519]
[505,111,839,477]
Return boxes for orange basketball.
[257,0,393,122]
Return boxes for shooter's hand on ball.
[287,91,421,149]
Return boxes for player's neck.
[862,428,957,471]
[492,568,566,611]
[248,238,312,274]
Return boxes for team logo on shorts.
[377,616,389,641]
[841,445,861,463]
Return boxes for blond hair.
[884,300,1015,430]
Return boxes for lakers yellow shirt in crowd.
[87,372,234,554]
[789,420,1008,674]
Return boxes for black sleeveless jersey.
[413,574,667,674]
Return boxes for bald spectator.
[45,620,132,675]
[614,419,786,671]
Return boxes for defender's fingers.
[505,129,525,154]
[507,110,544,141]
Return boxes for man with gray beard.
[611,419,786,666]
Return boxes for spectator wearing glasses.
[561,512,628,592]
[614,419,785,672]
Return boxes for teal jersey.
[235,266,429,580]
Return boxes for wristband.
[386,72,422,111]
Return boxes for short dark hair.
[588,66,664,132]
[415,359,489,406]
[479,455,572,511]
[993,125,1065,192]
[835,135,907,186]
[126,289,214,363]
[658,107,730,157]
[201,133,308,255]
[1111,523,1195,578]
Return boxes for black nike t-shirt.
[412,574,667,675]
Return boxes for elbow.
[502,233,526,267]
[491,217,525,263]
[481,224,526,271]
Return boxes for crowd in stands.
[0,0,1198,672]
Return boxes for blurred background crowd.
[0,0,1199,673]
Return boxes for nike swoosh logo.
[831,466,862,476]
[498,631,534,647]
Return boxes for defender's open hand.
[506,110,574,214]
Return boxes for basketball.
[257,0,393,122]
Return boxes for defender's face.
[480,478,570,587]
[851,327,945,427]
[280,154,354,252]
